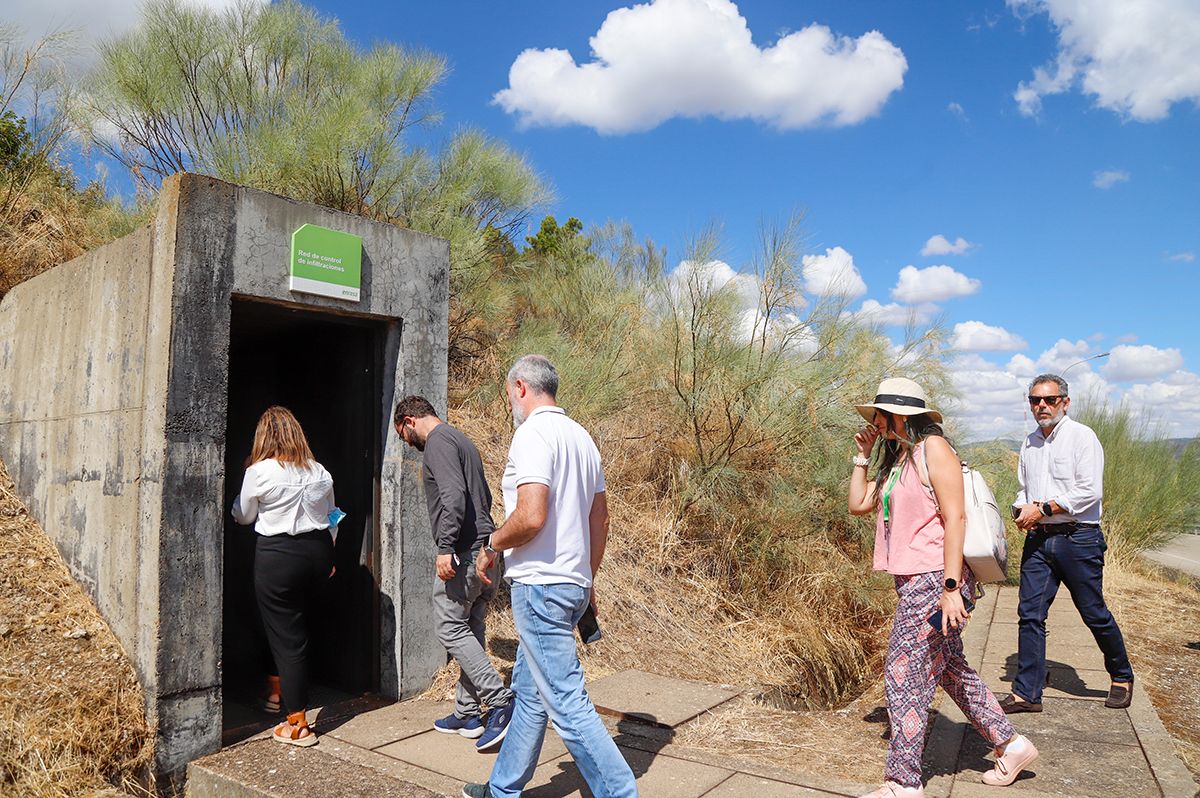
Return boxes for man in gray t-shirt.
[394,395,513,750]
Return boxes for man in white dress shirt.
[1002,373,1134,714]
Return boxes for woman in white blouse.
[232,406,335,747]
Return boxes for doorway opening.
[221,297,386,740]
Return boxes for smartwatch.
[1040,501,1053,517]
[944,577,958,591]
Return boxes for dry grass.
[0,171,139,301]
[0,463,152,797]
[1104,561,1200,781]
[413,395,896,704]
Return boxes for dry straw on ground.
[0,463,152,797]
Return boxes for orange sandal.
[273,710,317,747]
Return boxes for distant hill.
[1169,438,1198,458]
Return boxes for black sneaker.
[461,784,492,798]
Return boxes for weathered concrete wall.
[0,202,178,684]
[0,173,449,784]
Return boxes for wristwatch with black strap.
[944,577,958,592]
[1040,501,1053,517]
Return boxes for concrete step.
[187,738,442,798]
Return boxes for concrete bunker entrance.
[221,297,387,735]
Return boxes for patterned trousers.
[883,569,1015,788]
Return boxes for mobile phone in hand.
[928,597,976,633]
[577,602,603,644]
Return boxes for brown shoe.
[998,693,1043,713]
[1105,678,1133,709]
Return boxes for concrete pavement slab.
[522,745,733,798]
[983,629,1107,671]
[188,738,441,798]
[701,773,848,797]
[956,731,1158,797]
[996,697,1136,746]
[587,669,741,728]
[326,699,449,750]
[978,662,1111,701]
[375,728,569,784]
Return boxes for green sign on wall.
[289,224,363,302]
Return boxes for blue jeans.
[1014,526,1134,703]
[488,582,637,798]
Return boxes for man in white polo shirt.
[462,355,637,798]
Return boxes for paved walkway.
[191,586,1199,798]
[923,585,1199,798]
[1144,532,1200,582]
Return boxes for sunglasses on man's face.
[1028,395,1064,407]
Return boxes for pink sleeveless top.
[873,441,946,575]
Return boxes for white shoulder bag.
[917,442,1009,583]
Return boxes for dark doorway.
[222,297,385,735]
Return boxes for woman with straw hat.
[848,378,1037,797]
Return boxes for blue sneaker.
[461,784,492,798]
[475,702,513,752]
[434,712,484,739]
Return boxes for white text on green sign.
[289,224,362,302]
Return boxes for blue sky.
[324,1,1200,438]
[12,0,1199,438]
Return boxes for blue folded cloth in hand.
[328,507,346,544]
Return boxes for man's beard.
[1037,408,1065,429]
[511,402,527,427]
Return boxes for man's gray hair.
[508,354,559,398]
[1029,373,1068,397]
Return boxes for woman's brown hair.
[250,406,315,465]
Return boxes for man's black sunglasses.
[1028,395,1064,406]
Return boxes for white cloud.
[8,0,247,73]
[950,321,1028,352]
[1034,338,1092,371]
[843,299,937,327]
[1103,344,1184,381]
[1121,370,1200,438]
[801,246,868,298]
[1167,251,1195,263]
[1010,0,1200,121]
[1116,333,1139,343]
[947,102,968,121]
[671,259,760,306]
[493,0,908,134]
[947,339,1199,441]
[920,234,974,256]
[891,264,980,304]
[1092,169,1130,189]
[666,260,815,349]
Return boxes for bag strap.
[916,439,965,504]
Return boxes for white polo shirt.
[501,405,606,588]
[1014,414,1104,524]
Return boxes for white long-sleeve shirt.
[1014,414,1104,524]
[232,458,336,537]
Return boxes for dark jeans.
[1014,525,1133,703]
[254,530,334,713]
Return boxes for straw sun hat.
[855,377,943,424]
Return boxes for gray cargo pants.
[433,551,514,719]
